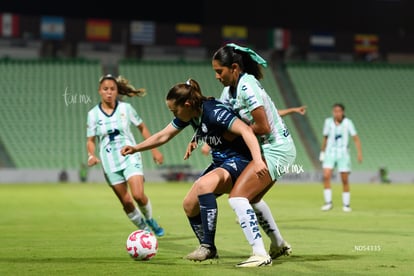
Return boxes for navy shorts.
[199,156,250,184]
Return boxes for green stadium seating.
[287,62,414,171]
[8,57,407,174]
[0,58,102,169]
[0,58,315,173]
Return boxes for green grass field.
[0,182,413,275]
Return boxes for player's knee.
[123,201,135,213]
[323,170,331,181]
[182,196,198,217]
[194,180,215,195]
[132,193,148,205]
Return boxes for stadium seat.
[286,62,414,171]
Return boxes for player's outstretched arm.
[229,119,268,178]
[278,106,307,117]
[121,124,181,156]
[137,122,164,165]
[86,136,100,166]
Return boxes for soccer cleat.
[269,240,292,260]
[146,218,165,237]
[185,244,218,262]
[342,205,352,212]
[236,254,272,268]
[321,202,333,211]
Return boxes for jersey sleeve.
[322,118,330,136]
[127,104,144,126]
[208,103,237,130]
[348,119,357,136]
[240,81,264,112]
[171,117,189,130]
[86,111,96,137]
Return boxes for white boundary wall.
[0,169,413,184]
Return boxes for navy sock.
[198,193,217,248]
[188,214,204,244]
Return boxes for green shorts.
[262,141,297,181]
[322,151,351,173]
[104,163,144,186]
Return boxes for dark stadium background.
[2,0,414,32]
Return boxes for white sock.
[253,200,284,247]
[127,208,147,229]
[342,192,350,206]
[139,199,153,220]
[229,197,267,256]
[323,189,332,204]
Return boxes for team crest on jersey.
[228,161,238,171]
[201,123,208,133]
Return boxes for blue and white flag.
[40,16,64,40]
[309,32,335,51]
[130,21,155,45]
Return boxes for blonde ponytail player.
[86,74,165,236]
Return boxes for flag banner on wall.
[354,34,379,54]
[269,28,290,50]
[40,16,65,40]
[130,21,155,45]
[309,32,335,51]
[0,13,19,37]
[222,25,247,44]
[175,23,201,46]
[86,19,111,42]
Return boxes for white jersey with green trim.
[323,117,357,155]
[220,73,293,146]
[87,101,143,173]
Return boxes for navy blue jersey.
[171,98,252,163]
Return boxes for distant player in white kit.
[86,74,165,236]
[319,103,363,212]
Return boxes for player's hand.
[357,152,363,163]
[319,151,325,162]
[254,159,269,178]
[121,145,136,156]
[87,155,100,167]
[201,143,211,156]
[295,106,307,115]
[152,149,164,165]
[184,141,198,160]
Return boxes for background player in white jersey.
[319,103,363,212]
[86,74,165,236]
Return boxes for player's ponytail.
[213,43,266,80]
[98,74,146,98]
[166,78,208,109]
[116,75,146,97]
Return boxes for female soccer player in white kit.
[319,103,363,212]
[86,74,165,236]
[211,43,297,266]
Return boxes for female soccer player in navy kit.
[87,74,165,236]
[121,79,269,266]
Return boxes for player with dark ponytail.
[121,78,269,265]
